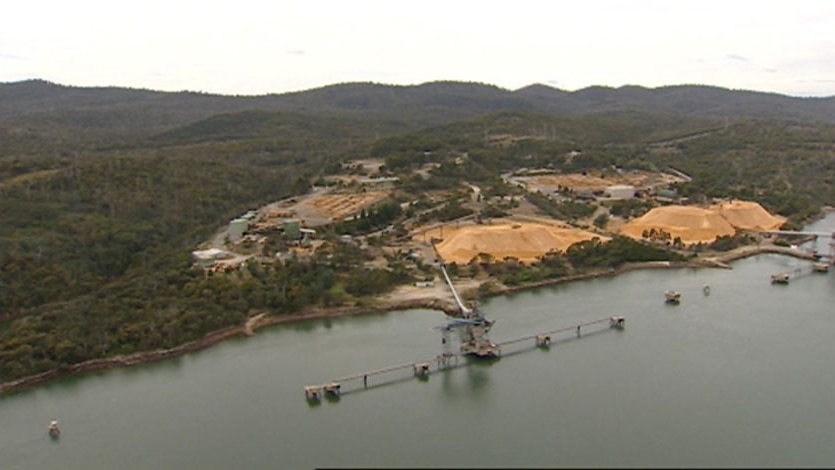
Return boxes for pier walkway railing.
[304,316,625,402]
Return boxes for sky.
[2,1,834,97]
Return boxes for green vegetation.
[1,80,833,384]
[526,192,597,221]
[565,236,688,271]
[334,200,403,235]
[607,198,654,219]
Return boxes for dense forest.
[2,80,834,384]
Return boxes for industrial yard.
[194,161,793,280]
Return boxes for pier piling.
[305,316,624,401]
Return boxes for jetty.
[304,316,625,402]
[770,261,830,284]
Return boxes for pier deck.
[305,316,625,401]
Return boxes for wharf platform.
[304,316,625,402]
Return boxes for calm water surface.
[2,213,834,469]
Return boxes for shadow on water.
[324,393,341,404]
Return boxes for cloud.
[726,54,749,62]
[286,50,306,56]
[0,51,27,60]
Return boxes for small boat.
[664,290,681,303]
[771,273,790,284]
[48,420,60,438]
[812,262,829,273]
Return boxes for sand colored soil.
[527,173,614,189]
[423,221,604,264]
[619,201,785,245]
[515,170,681,191]
[303,191,388,220]
[709,200,786,231]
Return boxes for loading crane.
[434,263,500,358]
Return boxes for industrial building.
[604,184,636,199]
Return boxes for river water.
[2,214,834,469]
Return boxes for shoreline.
[0,244,821,396]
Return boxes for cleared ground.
[511,170,684,193]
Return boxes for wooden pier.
[304,316,625,401]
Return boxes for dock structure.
[304,316,625,401]
[304,386,322,401]
[769,264,828,284]
[755,229,835,264]
[497,316,625,349]
[437,263,500,358]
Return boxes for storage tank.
[605,184,636,199]
[228,218,249,241]
[283,219,301,240]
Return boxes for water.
[2,213,834,469]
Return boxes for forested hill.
[2,80,834,130]
[2,76,835,386]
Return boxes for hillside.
[2,77,834,387]
[2,80,834,133]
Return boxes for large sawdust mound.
[429,222,603,264]
[710,200,786,231]
[619,205,736,245]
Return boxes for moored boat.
[771,273,790,284]
[48,420,60,438]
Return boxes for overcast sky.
[2,1,834,97]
